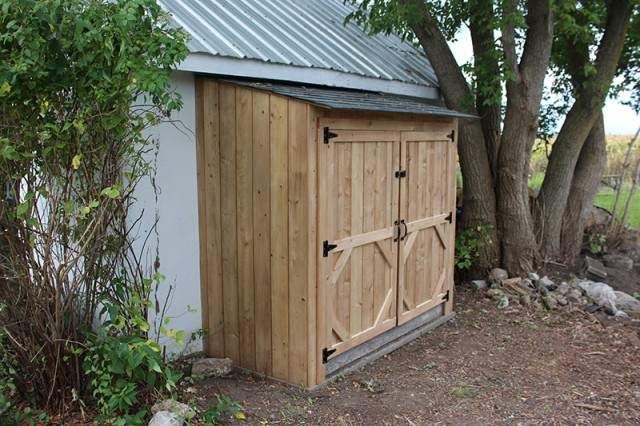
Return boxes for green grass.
[529,172,544,188]
[594,185,640,228]
[529,172,640,228]
[449,386,479,398]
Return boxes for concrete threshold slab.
[318,306,455,388]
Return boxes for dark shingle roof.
[225,79,475,118]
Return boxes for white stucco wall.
[133,70,203,356]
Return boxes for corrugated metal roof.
[224,80,475,118]
[158,0,438,91]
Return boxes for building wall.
[134,70,203,355]
[194,79,318,386]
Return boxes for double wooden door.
[319,123,457,359]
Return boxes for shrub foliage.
[0,0,187,415]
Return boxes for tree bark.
[495,0,553,274]
[469,0,501,180]
[561,112,607,258]
[536,0,633,259]
[404,0,500,274]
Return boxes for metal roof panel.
[158,0,439,89]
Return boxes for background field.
[530,134,640,228]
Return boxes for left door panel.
[319,129,400,357]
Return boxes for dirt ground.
[190,278,640,425]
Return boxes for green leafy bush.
[82,282,183,416]
[200,396,245,424]
[455,226,492,271]
[0,0,188,417]
[587,232,608,255]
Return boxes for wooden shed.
[195,78,462,387]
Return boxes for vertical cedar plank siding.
[196,79,314,385]
[196,78,457,387]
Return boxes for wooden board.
[196,81,457,386]
[219,83,240,361]
[253,91,272,375]
[203,81,224,356]
[269,95,290,379]
[288,101,309,385]
[235,86,256,370]
[319,128,400,358]
[317,119,457,368]
[397,131,455,325]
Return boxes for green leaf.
[100,186,120,199]
[72,154,81,170]
[16,202,29,218]
[149,360,163,373]
[0,81,11,96]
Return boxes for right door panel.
[397,131,456,325]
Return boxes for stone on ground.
[579,281,617,315]
[148,411,182,426]
[488,268,508,284]
[614,291,640,312]
[151,399,193,417]
[472,280,488,289]
[537,276,556,290]
[582,256,607,281]
[191,357,233,377]
[603,254,634,270]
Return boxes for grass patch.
[594,185,640,228]
[449,386,479,398]
[529,172,544,188]
[529,174,640,228]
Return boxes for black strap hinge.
[447,130,455,142]
[322,347,337,364]
[445,212,453,223]
[395,170,406,178]
[324,127,338,144]
[323,240,337,257]
[442,290,450,302]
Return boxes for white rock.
[579,281,618,315]
[497,295,509,309]
[614,291,640,312]
[472,280,488,289]
[538,276,555,289]
[151,400,194,417]
[148,411,182,426]
[528,272,540,282]
[555,282,570,296]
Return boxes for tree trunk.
[405,0,500,275]
[495,0,553,275]
[536,0,633,259]
[560,112,607,258]
[469,0,501,180]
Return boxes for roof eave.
[177,52,441,100]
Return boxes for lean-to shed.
[144,0,469,388]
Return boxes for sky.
[448,30,639,135]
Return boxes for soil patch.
[189,287,640,424]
